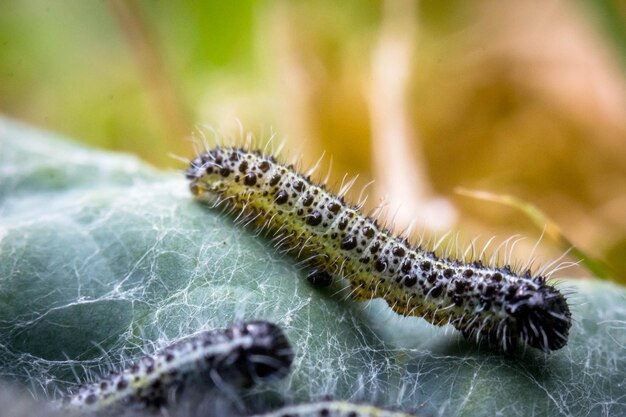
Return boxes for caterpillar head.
[185,152,216,197]
[235,321,294,382]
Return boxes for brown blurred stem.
[456,187,617,281]
[108,0,190,141]
[369,0,455,232]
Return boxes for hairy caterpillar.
[186,146,572,353]
[59,321,293,413]
[251,401,417,417]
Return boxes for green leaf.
[1,118,625,417]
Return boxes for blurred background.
[1,0,625,282]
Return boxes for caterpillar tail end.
[512,284,572,352]
[462,283,572,353]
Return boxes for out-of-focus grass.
[456,188,617,281]
[1,0,625,283]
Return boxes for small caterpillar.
[59,321,293,413]
[186,146,572,353]
[251,401,417,417]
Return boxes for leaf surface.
[0,119,624,417]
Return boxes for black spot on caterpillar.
[250,401,417,417]
[59,321,293,413]
[186,146,572,353]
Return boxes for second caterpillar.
[60,321,293,414]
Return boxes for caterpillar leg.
[306,269,333,287]
[462,326,518,352]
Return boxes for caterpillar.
[59,321,294,413]
[186,146,572,353]
[250,401,417,417]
